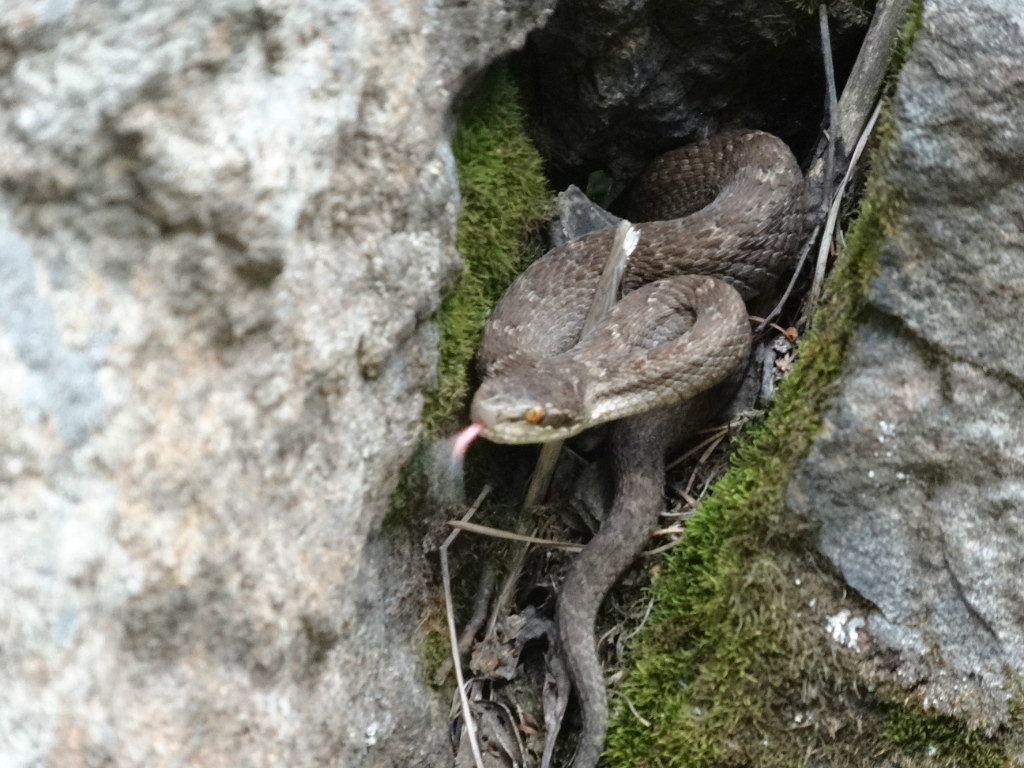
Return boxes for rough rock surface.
[0,1,553,766]
[520,0,873,180]
[788,0,1024,725]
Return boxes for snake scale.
[467,130,805,767]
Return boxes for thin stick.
[820,5,840,132]
[836,0,908,153]
[806,0,908,189]
[434,564,497,686]
[609,690,652,728]
[666,423,730,470]
[522,222,638,510]
[820,5,840,207]
[753,221,823,334]
[441,485,492,768]
[485,529,534,637]
[582,221,638,334]
[808,99,883,308]
[523,441,562,509]
[791,0,906,323]
[446,519,584,552]
[458,566,496,656]
[758,6,838,335]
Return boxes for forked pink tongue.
[451,422,484,461]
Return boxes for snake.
[464,130,805,767]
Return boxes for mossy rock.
[386,63,551,532]
[602,2,1013,766]
[426,64,552,437]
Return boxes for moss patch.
[424,63,552,437]
[880,707,1007,768]
[385,63,551,533]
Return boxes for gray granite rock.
[0,1,553,765]
[873,0,1024,381]
[788,0,1024,726]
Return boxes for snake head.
[470,369,586,444]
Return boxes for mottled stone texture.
[0,1,552,765]
[789,0,1024,726]
[520,0,873,179]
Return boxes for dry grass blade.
[485,523,537,638]
[666,422,730,470]
[809,99,883,308]
[642,536,689,557]
[609,689,652,728]
[446,519,584,552]
[441,485,492,768]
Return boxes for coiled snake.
[467,130,805,767]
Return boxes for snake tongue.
[451,422,485,461]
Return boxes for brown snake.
[466,130,805,767]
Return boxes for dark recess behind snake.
[468,130,806,767]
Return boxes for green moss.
[416,608,453,686]
[385,63,551,531]
[385,441,428,532]
[424,63,552,438]
[881,707,1008,768]
[888,0,924,84]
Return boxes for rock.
[550,184,623,246]
[0,1,553,766]
[788,0,1024,726]
[872,0,1024,381]
[519,0,873,179]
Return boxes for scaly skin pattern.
[470,130,805,767]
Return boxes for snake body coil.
[470,130,805,767]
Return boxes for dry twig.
[522,221,638,510]
[808,98,883,308]
[446,520,584,552]
[609,689,653,728]
[441,485,492,768]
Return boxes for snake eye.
[524,405,545,424]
